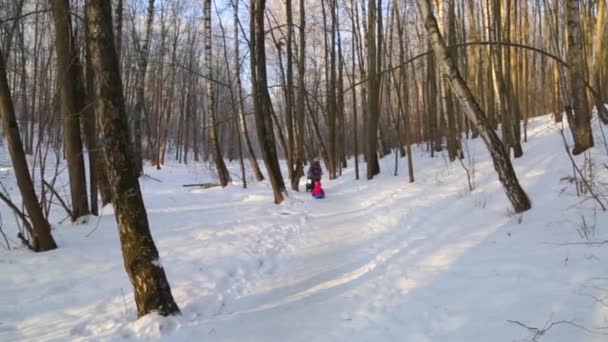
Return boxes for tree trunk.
[251,0,286,204]
[51,0,90,221]
[204,0,231,187]
[85,0,180,317]
[416,0,531,213]
[366,0,381,179]
[233,0,264,182]
[292,0,307,189]
[567,0,593,154]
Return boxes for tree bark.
[567,0,594,154]
[85,0,180,317]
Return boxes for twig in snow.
[0,213,10,249]
[182,183,221,189]
[142,174,163,183]
[120,288,129,316]
[507,319,600,341]
[553,240,608,247]
[85,206,105,238]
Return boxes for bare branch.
[43,180,73,219]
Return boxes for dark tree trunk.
[251,0,286,204]
[366,0,381,179]
[0,48,57,252]
[51,0,90,221]
[85,0,180,317]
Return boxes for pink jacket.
[312,181,324,197]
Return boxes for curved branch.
[343,41,604,109]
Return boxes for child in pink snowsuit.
[312,181,325,199]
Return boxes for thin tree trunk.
[204,0,231,186]
[51,0,90,221]
[366,0,381,179]
[233,0,264,182]
[215,1,246,188]
[292,0,306,189]
[133,0,155,176]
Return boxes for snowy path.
[1,116,608,341]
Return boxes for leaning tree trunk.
[204,0,231,186]
[85,0,180,317]
[51,0,90,221]
[233,0,264,182]
[416,0,531,213]
[251,0,286,204]
[0,48,57,252]
[567,0,593,155]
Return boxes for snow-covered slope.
[1,115,608,341]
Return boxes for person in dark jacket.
[306,160,323,192]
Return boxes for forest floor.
[2,115,608,341]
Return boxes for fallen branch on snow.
[507,319,604,341]
[182,183,221,189]
[143,174,163,183]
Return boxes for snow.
[1,115,608,341]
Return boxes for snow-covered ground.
[1,115,608,341]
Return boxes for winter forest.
[1,0,607,340]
